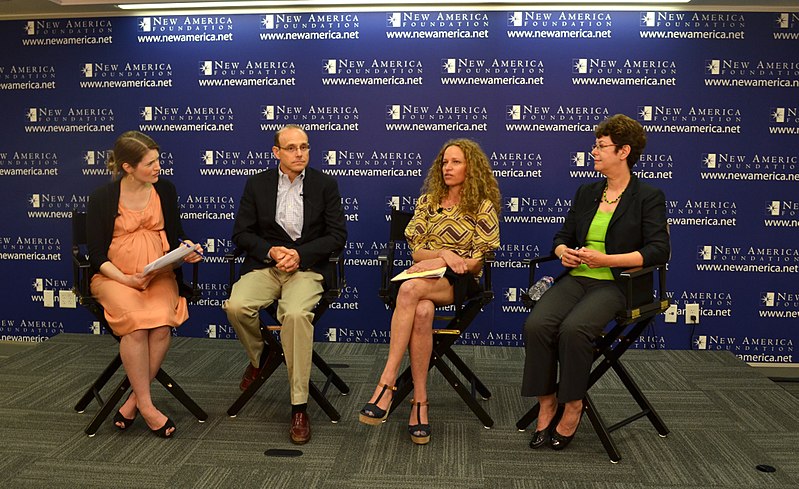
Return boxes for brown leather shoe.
[289,412,311,445]
[239,364,262,391]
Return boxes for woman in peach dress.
[87,131,202,438]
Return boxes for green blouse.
[570,209,614,281]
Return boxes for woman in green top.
[521,114,670,451]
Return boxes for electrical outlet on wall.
[685,303,700,324]
[665,304,678,323]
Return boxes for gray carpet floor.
[1,334,798,488]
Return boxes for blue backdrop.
[1,9,797,364]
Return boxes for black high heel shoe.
[150,417,175,438]
[550,411,582,451]
[113,410,136,431]
[529,405,562,449]
[359,383,396,425]
[112,393,137,430]
[408,400,431,445]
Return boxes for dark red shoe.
[289,412,311,445]
[239,364,262,391]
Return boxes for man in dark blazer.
[223,125,346,444]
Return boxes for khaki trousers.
[223,267,324,405]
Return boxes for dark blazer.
[86,177,186,284]
[553,174,670,283]
[231,166,347,278]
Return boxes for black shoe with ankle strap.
[359,383,396,425]
[408,400,431,445]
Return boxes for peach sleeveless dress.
[90,187,188,336]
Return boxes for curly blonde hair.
[420,138,501,216]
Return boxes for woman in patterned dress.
[87,131,203,438]
[358,138,501,444]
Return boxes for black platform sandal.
[359,383,396,425]
[408,400,430,445]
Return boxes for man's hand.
[270,246,300,273]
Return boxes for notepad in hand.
[390,266,447,282]
[143,245,195,275]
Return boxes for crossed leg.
[118,326,175,435]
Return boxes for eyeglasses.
[278,144,310,153]
[591,142,620,152]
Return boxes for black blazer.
[231,166,347,278]
[86,178,186,284]
[553,174,670,283]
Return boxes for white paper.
[143,244,195,275]
[390,266,447,282]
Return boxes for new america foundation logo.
[27,193,88,218]
[760,290,799,319]
[324,58,422,76]
[0,236,61,261]
[666,199,737,226]
[0,318,63,340]
[666,289,733,320]
[138,15,233,33]
[0,64,56,89]
[323,149,423,168]
[261,13,359,31]
[22,19,113,46]
[387,104,488,122]
[693,335,793,363]
[509,11,611,28]
[139,105,234,123]
[507,104,609,122]
[178,194,236,221]
[490,151,543,179]
[637,104,742,133]
[25,106,115,133]
[640,12,744,30]
[503,197,568,225]
[199,59,296,87]
[387,11,489,29]
[0,151,59,177]
[442,57,543,75]
[80,61,173,88]
[573,57,676,75]
[260,105,359,132]
[199,147,276,176]
[82,150,173,177]
[696,244,799,272]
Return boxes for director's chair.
[70,212,208,437]
[516,254,671,462]
[224,248,350,422]
[380,208,495,428]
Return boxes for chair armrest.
[225,248,245,291]
[378,241,397,302]
[617,263,669,319]
[71,247,92,301]
[325,251,345,299]
[481,251,495,304]
[183,261,201,302]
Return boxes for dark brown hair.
[595,114,647,168]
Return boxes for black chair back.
[389,208,413,242]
